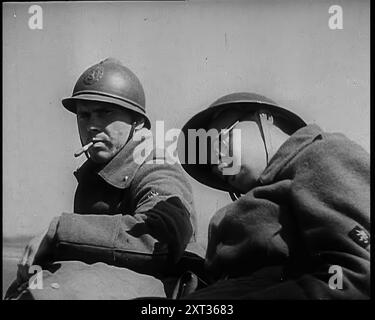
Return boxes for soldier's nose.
[87,125,101,136]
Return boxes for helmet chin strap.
[228,111,273,202]
[254,111,273,166]
[229,191,241,201]
[125,121,137,145]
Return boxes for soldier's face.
[76,101,134,164]
[209,111,267,193]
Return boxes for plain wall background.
[3,0,370,249]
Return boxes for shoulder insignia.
[348,225,370,248]
[147,190,159,199]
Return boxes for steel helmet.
[178,92,306,192]
[62,58,151,129]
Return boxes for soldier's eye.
[98,110,113,116]
[77,112,90,119]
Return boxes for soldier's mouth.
[93,138,109,145]
[91,138,107,144]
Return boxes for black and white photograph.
[2,0,370,305]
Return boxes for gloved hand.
[17,217,59,283]
[204,196,291,280]
[205,205,255,280]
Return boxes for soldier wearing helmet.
[179,92,370,299]
[6,58,204,300]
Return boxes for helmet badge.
[82,64,104,85]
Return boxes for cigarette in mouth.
[74,141,94,157]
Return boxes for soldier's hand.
[205,207,254,280]
[17,228,55,283]
[205,194,292,281]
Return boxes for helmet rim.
[62,93,151,129]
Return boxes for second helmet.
[178,92,307,192]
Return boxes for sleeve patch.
[348,226,370,248]
[147,190,159,199]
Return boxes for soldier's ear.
[134,119,145,131]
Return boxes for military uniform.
[184,124,370,299]
[57,128,203,272]
[7,128,205,300]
